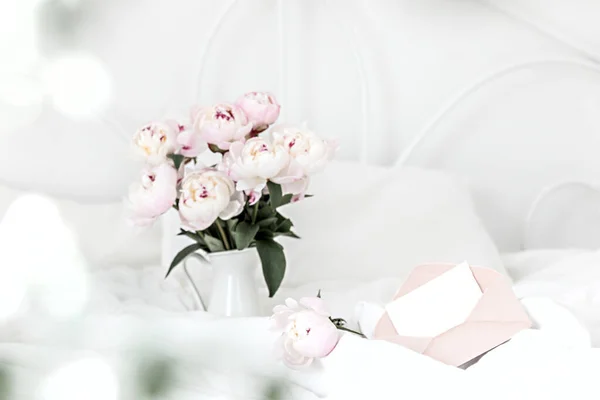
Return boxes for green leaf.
[279,194,293,207]
[208,144,222,153]
[233,221,260,250]
[177,229,206,244]
[257,204,275,219]
[165,242,203,277]
[276,231,300,239]
[255,230,275,240]
[167,154,185,169]
[256,239,286,297]
[226,219,239,232]
[267,181,283,208]
[203,234,225,252]
[257,217,278,228]
[275,218,293,232]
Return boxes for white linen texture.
[1,251,600,399]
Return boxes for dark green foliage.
[167,183,299,296]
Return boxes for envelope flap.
[393,264,456,298]
[373,307,433,353]
[373,311,397,337]
[468,268,530,323]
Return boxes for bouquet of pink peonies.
[127,92,336,296]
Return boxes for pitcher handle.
[182,250,211,311]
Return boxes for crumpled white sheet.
[505,249,600,346]
[1,248,600,399]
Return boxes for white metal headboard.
[391,57,600,251]
[186,0,600,252]
[6,0,600,253]
[193,0,371,164]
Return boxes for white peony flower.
[189,103,253,151]
[270,124,336,194]
[132,120,181,164]
[178,169,244,231]
[271,124,336,175]
[221,138,289,193]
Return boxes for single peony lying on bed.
[270,294,364,368]
[126,92,336,296]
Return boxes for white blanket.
[2,249,600,399]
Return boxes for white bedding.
[505,249,600,348]
[1,248,600,399]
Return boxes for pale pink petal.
[272,304,291,314]
[215,141,233,150]
[178,129,207,157]
[127,163,178,224]
[247,190,261,205]
[282,337,314,368]
[292,312,340,358]
[270,310,294,330]
[272,334,286,358]
[271,296,340,370]
[234,122,253,140]
[285,298,299,310]
[299,297,330,316]
[219,191,244,220]
[281,178,309,196]
[236,92,281,127]
[235,177,266,193]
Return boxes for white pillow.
[278,161,507,287]
[0,185,161,268]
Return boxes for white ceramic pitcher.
[182,248,261,317]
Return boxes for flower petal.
[270,310,294,330]
[285,298,299,310]
[299,297,330,316]
[272,304,290,314]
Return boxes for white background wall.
[2,0,600,243]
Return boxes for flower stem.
[336,326,366,338]
[251,202,259,224]
[215,219,231,250]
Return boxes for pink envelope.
[373,263,532,367]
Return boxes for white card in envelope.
[385,261,483,337]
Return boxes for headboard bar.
[324,0,371,164]
[277,0,286,121]
[194,0,371,164]
[193,0,238,102]
[523,180,600,250]
[395,58,600,167]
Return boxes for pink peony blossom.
[271,297,340,369]
[177,123,209,158]
[189,103,253,151]
[236,92,280,132]
[127,163,178,226]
